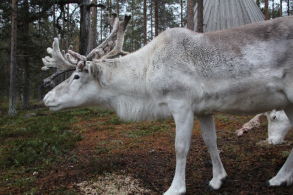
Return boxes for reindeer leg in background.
[235,113,264,137]
[197,115,227,190]
[267,148,293,186]
[267,105,293,186]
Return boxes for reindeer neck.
[99,47,151,96]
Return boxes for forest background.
[0,0,292,115]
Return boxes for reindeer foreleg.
[164,101,194,195]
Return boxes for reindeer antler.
[86,12,131,60]
[103,12,131,59]
[42,9,131,88]
[42,38,77,71]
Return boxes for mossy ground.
[0,100,293,194]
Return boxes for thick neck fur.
[89,40,167,122]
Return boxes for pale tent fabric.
[193,0,265,32]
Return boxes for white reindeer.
[236,110,292,145]
[42,15,293,195]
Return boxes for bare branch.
[87,3,106,10]
[55,0,80,5]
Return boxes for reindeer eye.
[73,75,80,80]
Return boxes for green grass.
[0,104,116,193]
[126,122,171,138]
[0,108,84,168]
[102,115,130,125]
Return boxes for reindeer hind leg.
[197,115,227,190]
[267,104,293,186]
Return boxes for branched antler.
[102,12,131,59]
[42,7,131,88]
[42,38,77,71]
[86,11,131,60]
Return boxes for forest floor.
[1,103,293,195]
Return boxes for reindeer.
[42,14,293,195]
[236,110,292,145]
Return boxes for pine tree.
[187,0,194,30]
[9,0,18,116]
[197,0,203,32]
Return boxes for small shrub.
[0,110,82,168]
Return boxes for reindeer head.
[42,12,131,111]
[267,110,291,145]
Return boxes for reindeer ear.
[88,62,110,87]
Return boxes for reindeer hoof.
[205,183,213,191]
[205,178,226,190]
[281,181,288,187]
[265,180,287,187]
[204,182,216,191]
[265,181,270,186]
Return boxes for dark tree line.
[261,0,293,19]
[1,0,190,115]
[3,0,293,115]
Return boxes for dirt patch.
[77,173,153,195]
[2,112,293,195]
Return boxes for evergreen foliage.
[0,0,292,112]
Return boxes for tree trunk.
[79,0,91,55]
[91,0,98,50]
[197,0,203,32]
[100,5,103,43]
[61,4,66,50]
[53,0,56,38]
[271,0,276,18]
[9,0,18,116]
[21,0,30,109]
[187,0,194,30]
[163,0,166,31]
[280,0,283,17]
[116,0,119,16]
[131,1,134,50]
[287,0,290,15]
[150,0,153,39]
[265,0,269,20]
[143,0,147,45]
[66,4,70,49]
[256,0,260,7]
[38,85,42,102]
[154,0,158,36]
[180,0,183,27]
